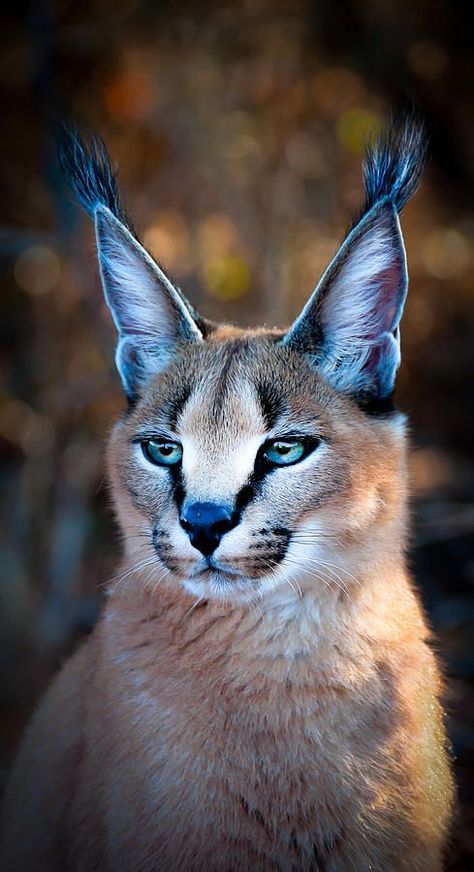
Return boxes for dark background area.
[0,1,473,867]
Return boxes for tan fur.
[1,324,453,871]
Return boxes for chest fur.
[81,613,399,870]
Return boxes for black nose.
[180,501,235,556]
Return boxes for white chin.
[181,572,262,604]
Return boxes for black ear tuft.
[55,122,207,397]
[359,111,427,219]
[56,123,135,233]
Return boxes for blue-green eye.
[263,439,306,466]
[142,439,182,466]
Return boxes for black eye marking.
[233,474,260,523]
[168,462,186,514]
[233,439,320,520]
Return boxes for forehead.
[133,336,344,438]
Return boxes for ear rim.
[94,206,204,397]
[282,201,408,403]
[95,205,203,342]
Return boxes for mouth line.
[156,547,288,582]
[193,557,246,580]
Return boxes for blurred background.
[0,0,473,866]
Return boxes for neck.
[109,523,410,687]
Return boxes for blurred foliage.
[0,1,473,866]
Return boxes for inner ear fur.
[283,202,408,403]
[94,206,204,398]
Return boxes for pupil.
[277,444,291,454]
[160,445,173,455]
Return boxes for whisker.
[298,556,352,595]
[105,557,160,590]
[124,533,153,541]
[288,539,362,589]
[122,524,153,531]
[292,532,344,550]
[184,596,205,620]
[143,564,171,595]
[285,576,302,599]
[142,563,161,591]
[285,555,332,590]
[283,555,350,599]
[320,562,361,589]
[304,556,361,589]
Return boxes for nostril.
[179,516,192,533]
[213,517,233,535]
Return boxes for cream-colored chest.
[88,624,390,871]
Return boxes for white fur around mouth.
[192,557,246,580]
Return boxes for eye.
[263,438,308,466]
[142,438,183,466]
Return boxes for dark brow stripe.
[255,380,284,430]
[163,383,192,430]
[211,339,247,420]
[354,391,396,417]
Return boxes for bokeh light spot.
[14,245,61,296]
[144,211,192,273]
[337,109,383,155]
[407,41,448,81]
[313,67,365,116]
[198,213,239,257]
[104,53,154,121]
[203,254,251,301]
[0,398,54,456]
[421,228,472,279]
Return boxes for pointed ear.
[95,206,203,397]
[283,202,408,401]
